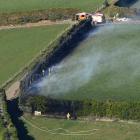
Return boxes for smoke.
[36,23,140,98]
[37,49,102,96]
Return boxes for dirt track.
[0,19,76,30]
[6,81,20,100]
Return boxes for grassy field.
[38,24,140,101]
[0,24,69,87]
[0,0,112,13]
[23,116,140,140]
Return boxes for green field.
[23,116,140,140]
[0,24,69,87]
[0,0,112,13]
[38,24,140,101]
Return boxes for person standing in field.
[67,113,71,120]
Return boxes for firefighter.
[66,112,71,120]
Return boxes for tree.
[29,96,48,114]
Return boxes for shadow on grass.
[7,98,35,140]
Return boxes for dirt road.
[6,81,20,100]
[0,19,76,30]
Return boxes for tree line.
[20,95,140,121]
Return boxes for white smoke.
[38,51,102,96]
[36,23,140,98]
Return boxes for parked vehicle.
[75,12,105,24]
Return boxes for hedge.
[0,8,79,26]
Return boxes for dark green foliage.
[29,96,48,113]
[80,100,140,120]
